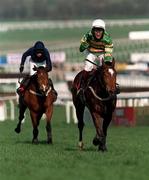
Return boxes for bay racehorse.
[15,66,57,144]
[71,59,117,151]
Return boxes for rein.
[86,59,101,68]
[29,87,52,97]
[88,86,116,102]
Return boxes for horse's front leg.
[45,106,53,144]
[30,111,40,144]
[15,97,27,133]
[91,111,106,151]
[46,122,52,144]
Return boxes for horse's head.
[101,59,117,96]
[33,66,50,95]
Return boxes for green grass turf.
[0,106,149,180]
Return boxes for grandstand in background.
[0,19,149,94]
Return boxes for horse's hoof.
[15,127,21,134]
[32,139,39,144]
[93,137,100,146]
[78,141,84,150]
[47,139,53,144]
[98,145,107,152]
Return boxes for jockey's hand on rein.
[19,65,24,73]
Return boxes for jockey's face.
[93,28,104,39]
[36,50,43,58]
[36,52,43,58]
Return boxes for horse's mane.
[88,67,108,96]
[72,59,116,98]
[86,61,117,100]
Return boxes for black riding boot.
[116,83,120,94]
[48,79,58,96]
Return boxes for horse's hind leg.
[72,88,85,149]
[45,107,53,144]
[102,111,113,151]
[75,103,85,150]
[15,97,27,133]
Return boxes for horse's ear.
[104,58,115,68]
[33,65,37,71]
[111,58,115,68]
[101,58,104,65]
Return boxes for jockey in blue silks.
[17,41,57,95]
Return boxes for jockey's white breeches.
[84,50,104,72]
[29,58,46,75]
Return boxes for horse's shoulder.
[74,71,83,81]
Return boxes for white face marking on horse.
[42,84,46,91]
[108,68,114,76]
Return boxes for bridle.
[30,67,51,97]
[29,87,51,97]
[85,59,116,101]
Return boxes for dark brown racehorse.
[15,66,57,144]
[71,59,117,151]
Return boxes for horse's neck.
[28,76,38,91]
[92,70,106,93]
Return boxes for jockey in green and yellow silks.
[80,19,113,71]
[78,19,120,94]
